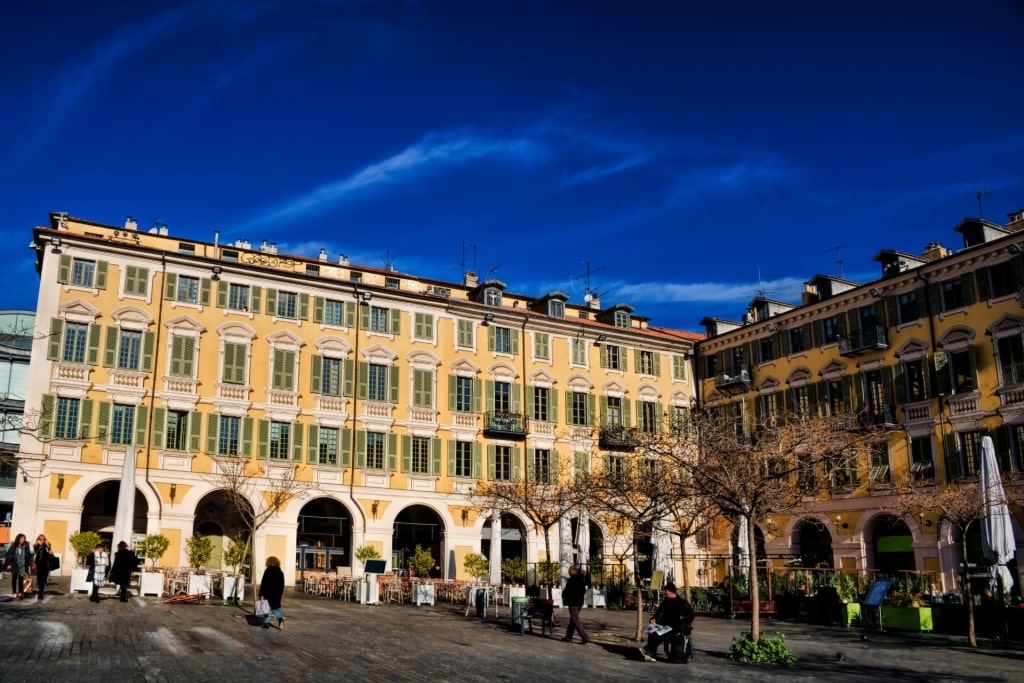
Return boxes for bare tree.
[206,458,316,580]
[679,407,882,642]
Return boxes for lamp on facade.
[50,237,62,254]
[918,512,932,528]
[371,500,379,519]
[461,508,469,524]
[595,334,607,345]
[169,483,177,506]
[835,514,848,529]
[56,473,65,498]
[357,290,372,305]
[210,266,222,281]
[869,288,881,298]
[482,313,494,325]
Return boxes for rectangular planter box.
[503,585,526,605]
[841,602,861,627]
[222,575,245,601]
[187,573,211,596]
[881,605,933,632]
[139,571,164,597]
[71,566,91,594]
[585,588,607,608]
[413,582,435,606]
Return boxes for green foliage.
[536,560,561,585]
[501,556,526,583]
[69,531,103,564]
[728,632,797,665]
[222,535,249,575]
[407,544,435,578]
[185,535,214,569]
[355,545,381,564]
[136,534,171,569]
[463,552,489,581]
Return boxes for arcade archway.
[80,481,148,547]
[296,497,352,577]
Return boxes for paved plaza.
[1,578,1021,682]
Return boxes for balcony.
[483,411,527,437]
[846,404,896,429]
[599,424,638,449]
[713,365,750,396]
[838,326,888,357]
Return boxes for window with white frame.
[176,276,200,304]
[110,404,135,445]
[365,431,386,469]
[410,436,430,474]
[454,441,473,478]
[228,284,250,311]
[268,421,290,460]
[323,299,344,326]
[492,445,512,481]
[319,427,339,465]
[571,338,587,365]
[276,291,298,318]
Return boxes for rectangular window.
[987,261,1019,299]
[228,284,250,311]
[370,306,390,333]
[177,276,199,304]
[789,327,806,354]
[614,310,630,328]
[897,291,919,324]
[493,381,511,413]
[671,405,689,437]
[271,348,296,390]
[910,437,934,480]
[269,421,290,460]
[672,354,688,381]
[606,396,622,426]
[940,277,966,311]
[219,416,240,456]
[958,431,982,477]
[821,317,840,344]
[178,243,195,255]
[532,387,549,422]
[792,386,810,416]
[110,404,135,445]
[55,397,80,440]
[366,432,385,469]
[607,455,627,477]
[277,291,298,318]
[323,299,344,326]
[63,323,88,363]
[222,342,247,384]
[454,441,473,478]
[124,266,149,296]
[571,338,587,365]
[533,333,550,360]
[638,350,655,375]
[532,449,551,484]
[905,359,927,402]
[997,335,1024,386]
[117,330,141,370]
[411,436,430,474]
[493,445,512,481]
[71,259,96,287]
[825,379,845,415]
[947,349,975,393]
[548,300,564,318]
[412,369,433,408]
[493,327,512,353]
[166,410,189,451]
[413,313,434,340]
[349,272,362,283]
[606,345,622,370]
[639,401,658,433]
[385,277,400,289]
[571,392,589,426]
[321,357,342,396]
[367,364,388,401]
[305,264,320,276]
[868,443,891,484]
[455,376,473,413]
[457,320,474,349]
[319,427,339,465]
[759,337,775,363]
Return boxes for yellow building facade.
[15,214,699,585]
[695,212,1024,595]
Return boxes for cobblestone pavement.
[1,578,1021,682]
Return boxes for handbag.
[48,555,60,571]
[255,598,270,616]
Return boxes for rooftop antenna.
[578,260,606,304]
[754,267,772,299]
[460,240,479,277]
[971,188,996,219]
[379,249,396,271]
[824,243,852,278]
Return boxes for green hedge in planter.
[881,605,932,632]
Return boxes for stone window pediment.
[669,390,692,407]
[819,359,848,381]
[757,376,780,394]
[528,369,556,388]
[266,329,305,350]
[216,321,256,343]
[786,366,812,388]
[165,314,204,336]
[987,313,1024,338]
[938,325,976,352]
[894,338,929,361]
[487,362,518,382]
[406,350,441,370]
[363,342,397,364]
[314,335,351,357]
[450,358,480,377]
[110,306,154,330]
[58,298,100,323]
[567,374,593,392]
[636,383,660,401]
[601,380,627,397]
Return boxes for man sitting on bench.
[640,582,694,663]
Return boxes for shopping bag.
[48,556,60,571]
[255,598,270,616]
[23,576,33,593]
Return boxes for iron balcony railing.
[838,326,888,356]
[483,411,528,436]
[713,365,750,395]
[599,424,639,449]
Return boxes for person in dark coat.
[641,582,695,662]
[4,533,31,599]
[32,534,53,601]
[108,541,138,602]
[560,565,590,644]
[259,555,286,629]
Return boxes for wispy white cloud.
[245,130,547,228]
[610,276,808,305]
[557,154,649,190]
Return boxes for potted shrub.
[221,535,249,602]
[407,544,436,605]
[136,534,170,597]
[501,556,527,604]
[355,545,383,604]
[69,531,103,594]
[463,553,489,583]
[185,535,214,596]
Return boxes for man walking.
[560,565,590,644]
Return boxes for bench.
[521,598,555,637]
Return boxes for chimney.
[124,216,137,231]
[587,294,601,310]
[920,242,951,262]
[318,248,327,261]
[1007,209,1024,233]
[339,253,349,266]
[801,283,819,305]
[464,270,478,288]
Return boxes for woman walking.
[32,534,53,601]
[258,556,285,630]
[3,533,31,599]
[86,543,108,603]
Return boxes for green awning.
[876,536,913,552]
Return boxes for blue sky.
[2,1,1022,332]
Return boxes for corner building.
[16,214,698,584]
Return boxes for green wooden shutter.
[216,280,228,308]
[86,324,101,365]
[424,314,434,340]
[257,419,269,459]
[621,346,628,372]
[885,295,898,326]
[152,407,166,450]
[250,286,262,314]
[313,296,324,324]
[633,348,641,371]
[961,273,976,306]
[355,430,367,469]
[241,417,254,457]
[621,399,631,427]
[448,374,457,411]
[549,389,559,423]
[414,313,425,339]
[511,329,519,355]
[265,288,278,316]
[550,449,560,483]
[164,273,178,300]
[133,405,148,447]
[473,378,482,413]
[310,355,323,394]
[189,411,202,452]
[79,399,93,440]
[170,336,184,376]
[458,320,473,347]
[893,364,906,404]
[206,413,218,455]
[431,438,441,476]
[39,394,55,439]
[448,440,457,477]
[485,380,495,412]
[402,435,412,473]
[390,309,401,335]
[307,424,320,464]
[487,326,495,352]
[47,318,63,360]
[472,443,482,479]
[487,444,496,480]
[95,261,108,289]
[343,359,354,397]
[511,382,521,412]
[574,451,588,477]
[587,394,595,426]
[599,396,608,424]
[389,366,400,403]
[357,361,368,399]
[298,293,309,320]
[103,326,118,367]
[600,344,608,368]
[141,331,155,372]
[360,304,370,330]
[291,421,304,462]
[339,427,351,466]
[653,352,661,377]
[57,255,71,284]
[199,278,211,306]
[344,302,355,327]
[511,446,521,482]
[526,448,535,482]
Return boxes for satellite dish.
[584,293,593,303]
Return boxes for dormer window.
[548,300,564,318]
[613,310,630,328]
[485,288,502,307]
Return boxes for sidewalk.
[0,577,1021,682]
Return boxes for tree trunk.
[633,532,644,642]
[962,532,977,648]
[679,533,691,599]
[748,514,761,642]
